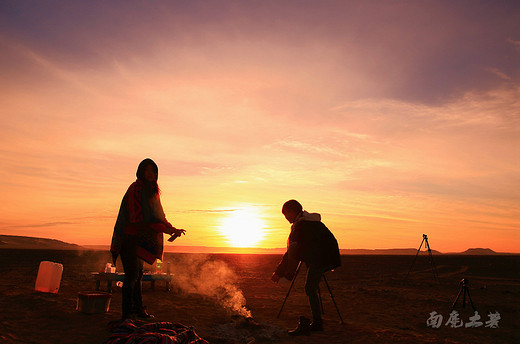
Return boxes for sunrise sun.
[219,208,266,248]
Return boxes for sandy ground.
[0,249,518,343]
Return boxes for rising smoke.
[166,254,252,318]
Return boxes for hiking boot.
[288,316,311,336]
[310,318,324,331]
[136,307,155,319]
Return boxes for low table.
[92,272,173,293]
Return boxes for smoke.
[167,254,252,318]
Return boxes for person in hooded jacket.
[110,158,186,320]
[271,199,341,336]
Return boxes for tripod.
[406,234,439,282]
[277,261,344,324]
[452,278,476,311]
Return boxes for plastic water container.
[35,261,63,293]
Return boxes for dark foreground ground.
[0,249,518,343]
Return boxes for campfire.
[167,256,286,342]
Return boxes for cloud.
[509,38,520,52]
[3,1,519,105]
[485,67,513,81]
[1,221,77,229]
[178,209,239,214]
[1,1,519,251]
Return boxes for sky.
[1,0,519,253]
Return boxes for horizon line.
[1,235,519,254]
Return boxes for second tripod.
[452,278,476,311]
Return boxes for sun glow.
[219,208,266,248]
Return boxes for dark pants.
[120,237,144,316]
[305,265,327,322]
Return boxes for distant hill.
[458,248,498,255]
[0,235,82,250]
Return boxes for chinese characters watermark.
[427,311,500,329]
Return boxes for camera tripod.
[277,261,344,324]
[452,278,476,311]
[406,234,439,282]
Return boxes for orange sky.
[1,1,519,253]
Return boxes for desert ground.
[0,249,518,343]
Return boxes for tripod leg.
[406,238,425,280]
[277,261,302,319]
[451,287,463,310]
[462,286,467,308]
[323,274,344,324]
[425,238,439,282]
[465,287,476,311]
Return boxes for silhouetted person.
[111,158,185,320]
[272,199,341,336]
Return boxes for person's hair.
[282,199,303,214]
[136,158,160,198]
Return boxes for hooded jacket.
[275,211,341,279]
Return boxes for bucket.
[35,261,63,293]
[77,291,111,314]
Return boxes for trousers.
[305,264,328,321]
[120,237,144,316]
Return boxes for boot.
[310,318,324,331]
[288,316,311,336]
[135,306,155,319]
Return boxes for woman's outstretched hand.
[174,228,186,236]
[166,226,186,242]
[164,222,182,236]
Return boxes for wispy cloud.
[1,222,77,229]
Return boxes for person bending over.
[271,199,341,336]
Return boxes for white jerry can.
[35,261,63,293]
